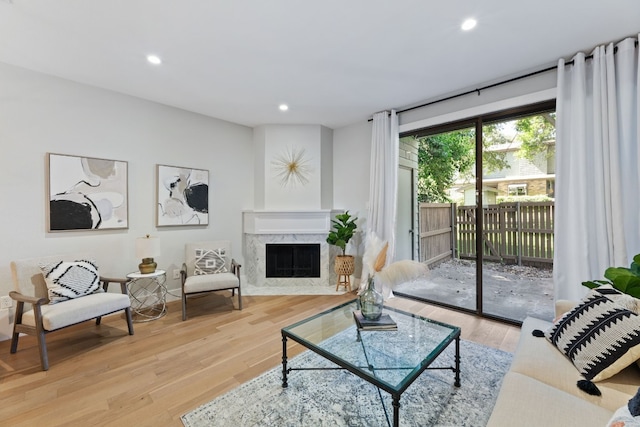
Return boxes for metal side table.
[126,270,167,322]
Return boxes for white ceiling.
[1,1,639,129]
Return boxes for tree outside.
[412,113,556,203]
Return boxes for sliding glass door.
[396,124,478,312]
[394,101,556,323]
[480,112,555,322]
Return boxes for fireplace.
[243,210,341,289]
[266,244,320,278]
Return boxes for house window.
[508,183,527,196]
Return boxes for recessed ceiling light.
[146,54,162,65]
[279,104,289,111]
[461,18,477,31]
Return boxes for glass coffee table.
[281,299,461,427]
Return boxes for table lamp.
[136,235,160,274]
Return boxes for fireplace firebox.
[266,243,321,278]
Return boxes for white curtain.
[367,110,399,265]
[554,36,640,301]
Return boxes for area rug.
[181,339,512,426]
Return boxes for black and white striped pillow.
[546,289,640,382]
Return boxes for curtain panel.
[554,36,640,301]
[363,110,399,289]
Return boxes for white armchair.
[181,240,242,320]
[9,254,134,371]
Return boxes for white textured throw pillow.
[39,259,102,304]
[596,284,640,315]
[194,248,228,275]
[546,289,640,382]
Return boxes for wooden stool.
[336,273,351,291]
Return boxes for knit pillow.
[595,285,640,315]
[546,289,640,383]
[194,248,228,275]
[39,259,102,304]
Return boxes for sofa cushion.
[22,292,130,331]
[512,316,640,412]
[39,259,102,303]
[487,371,613,427]
[546,289,640,382]
[194,248,227,275]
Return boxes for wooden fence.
[419,202,554,267]
[419,203,455,266]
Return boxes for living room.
[1,1,640,426]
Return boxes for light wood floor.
[0,292,521,426]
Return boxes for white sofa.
[487,301,640,426]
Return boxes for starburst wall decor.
[271,146,313,187]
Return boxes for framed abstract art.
[156,164,209,226]
[47,153,129,231]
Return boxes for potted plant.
[326,211,358,290]
[582,253,640,298]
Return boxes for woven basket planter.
[334,255,355,276]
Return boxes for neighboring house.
[483,140,555,198]
[451,139,555,204]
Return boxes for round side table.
[126,270,167,322]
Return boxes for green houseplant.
[582,253,640,298]
[327,211,358,291]
[326,211,358,256]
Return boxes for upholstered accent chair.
[181,240,242,321]
[9,254,134,371]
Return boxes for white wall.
[333,120,372,276]
[0,62,254,339]
[254,124,332,210]
[399,69,557,132]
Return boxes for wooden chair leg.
[124,308,134,335]
[10,330,19,354]
[182,293,187,321]
[237,287,242,310]
[32,305,49,371]
[10,302,22,354]
[36,328,49,371]
[96,316,102,325]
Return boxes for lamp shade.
[136,235,160,259]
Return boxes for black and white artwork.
[47,153,128,231]
[157,165,209,226]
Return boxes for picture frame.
[156,164,209,227]
[47,153,129,231]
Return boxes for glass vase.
[359,276,383,320]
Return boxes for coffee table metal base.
[281,332,461,427]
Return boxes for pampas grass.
[376,260,430,290]
[358,231,429,296]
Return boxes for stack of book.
[353,310,397,331]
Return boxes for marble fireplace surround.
[243,210,343,294]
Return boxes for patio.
[393,258,554,323]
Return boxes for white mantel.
[243,209,342,234]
